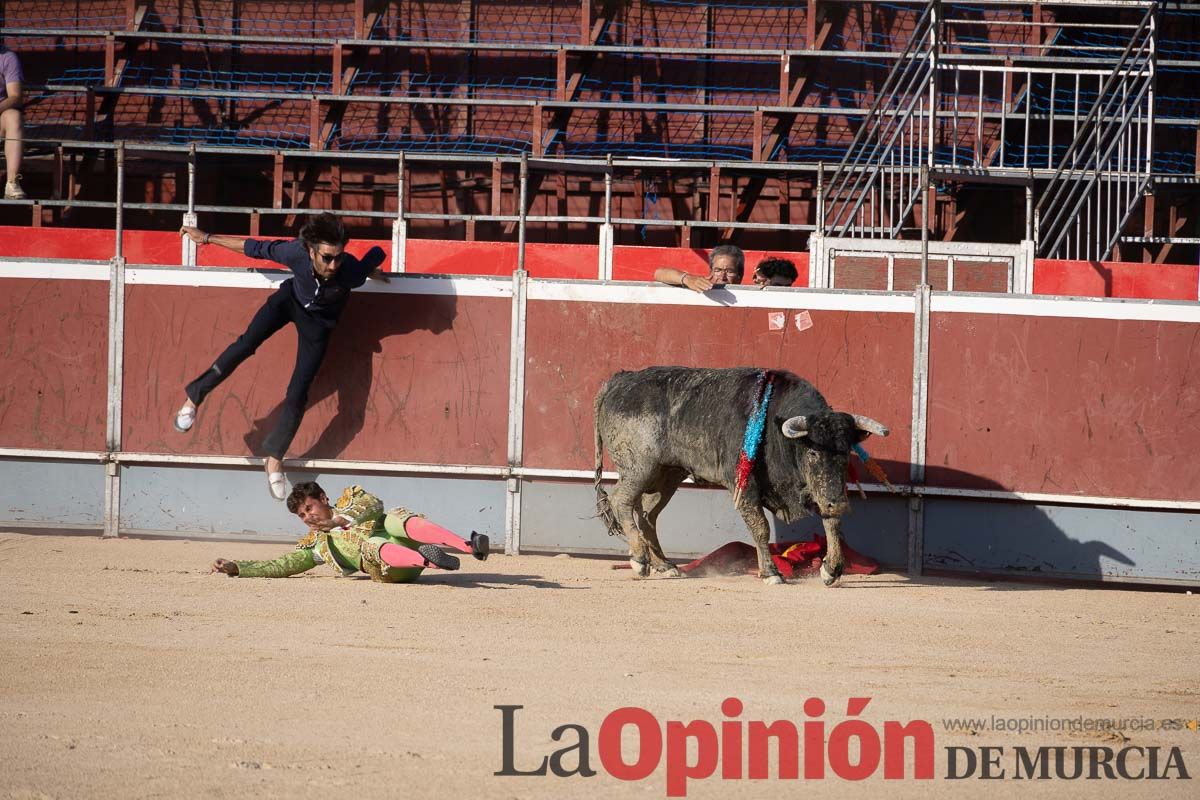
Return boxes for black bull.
[593,367,889,586]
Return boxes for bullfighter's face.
[295,493,335,527]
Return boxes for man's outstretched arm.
[181,226,248,255]
[211,549,317,578]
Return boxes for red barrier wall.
[3,227,1195,300]
[0,226,793,286]
[0,279,109,451]
[926,312,1200,501]
[521,301,913,479]
[1034,259,1200,301]
[120,286,511,465]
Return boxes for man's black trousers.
[185,280,332,459]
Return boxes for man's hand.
[210,558,239,576]
[681,273,714,293]
[180,226,207,245]
[314,516,349,532]
[369,267,390,283]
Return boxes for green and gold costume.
[234,485,427,583]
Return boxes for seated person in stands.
[653,244,744,293]
[210,482,488,582]
[753,257,798,287]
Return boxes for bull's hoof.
[654,565,683,578]
[629,559,651,578]
[820,562,844,587]
[762,574,786,586]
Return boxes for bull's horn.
[781,416,809,438]
[853,415,890,437]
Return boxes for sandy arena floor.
[1,530,1197,799]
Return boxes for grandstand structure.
[0,0,1197,269]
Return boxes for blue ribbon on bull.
[733,370,775,505]
[852,443,896,493]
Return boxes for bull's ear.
[781,416,809,439]
[852,415,889,438]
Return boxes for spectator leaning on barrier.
[753,257,798,287]
[0,43,25,200]
[653,243,745,293]
[177,213,389,501]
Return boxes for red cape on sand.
[678,537,879,579]
[611,536,879,578]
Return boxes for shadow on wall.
[244,291,459,459]
[772,459,1138,585]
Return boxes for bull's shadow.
[244,289,458,459]
[771,459,1141,588]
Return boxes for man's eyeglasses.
[317,251,344,265]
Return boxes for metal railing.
[1034,2,1158,260]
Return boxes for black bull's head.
[776,411,890,519]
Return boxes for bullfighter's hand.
[369,267,390,283]
[210,558,239,576]
[315,516,349,532]
[681,273,714,293]
[180,226,207,245]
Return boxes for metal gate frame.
[808,234,1035,295]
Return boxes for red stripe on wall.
[1033,259,1199,301]
[1,227,1193,300]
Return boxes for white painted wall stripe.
[5,258,1198,321]
[528,281,916,311]
[0,260,111,280]
[931,292,1200,323]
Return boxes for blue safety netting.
[173,15,356,37]
[393,19,581,45]
[123,123,313,149]
[336,132,532,155]
[120,65,333,92]
[351,71,557,101]
[45,67,107,86]
[1003,142,1195,175]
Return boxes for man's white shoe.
[267,471,287,501]
[173,403,196,433]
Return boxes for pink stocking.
[404,517,472,553]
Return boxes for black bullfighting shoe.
[470,531,490,561]
[418,544,461,571]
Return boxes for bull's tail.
[593,381,623,538]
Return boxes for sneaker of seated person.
[4,176,26,200]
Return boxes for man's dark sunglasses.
[317,251,344,264]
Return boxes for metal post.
[104,142,128,538]
[517,152,528,271]
[504,152,532,555]
[182,143,197,266]
[927,0,939,173]
[919,165,930,286]
[504,268,529,556]
[391,152,407,273]
[907,283,932,577]
[816,161,825,234]
[1146,4,1156,180]
[599,153,613,280]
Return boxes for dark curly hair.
[755,257,798,286]
[286,481,327,514]
[298,212,349,250]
